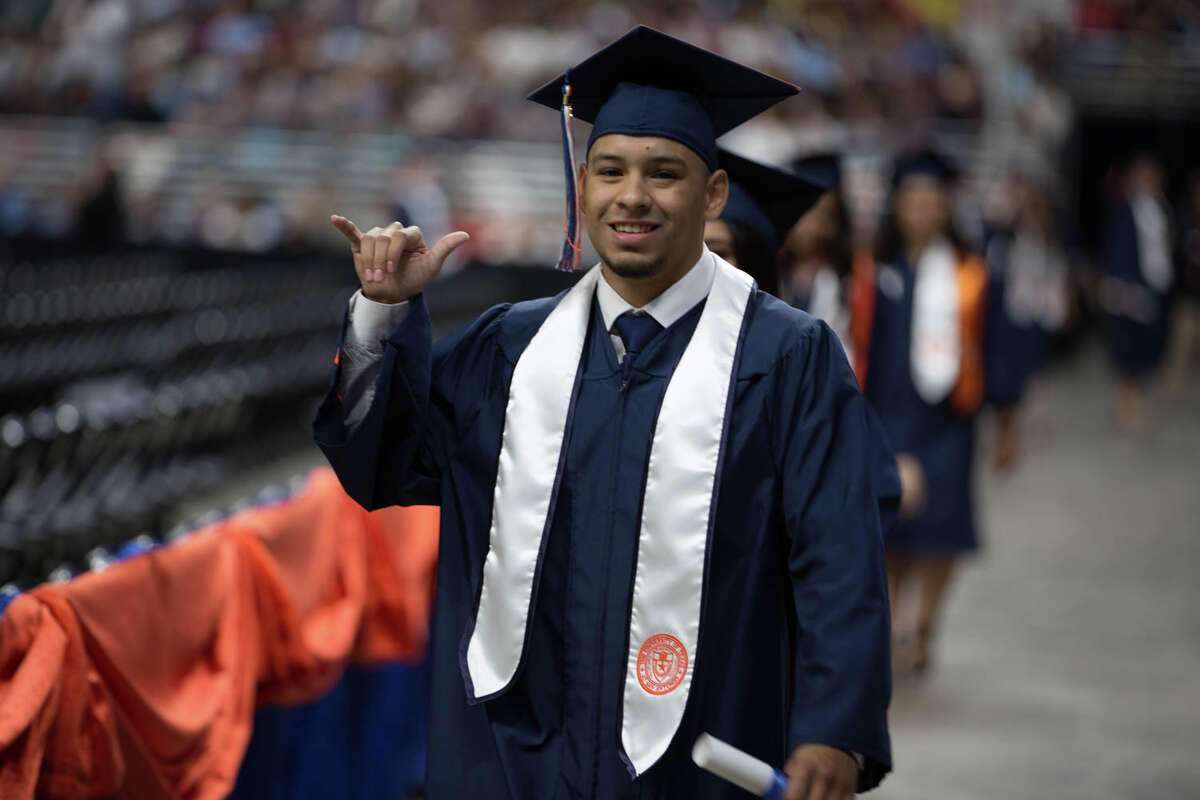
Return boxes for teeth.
[613,224,656,233]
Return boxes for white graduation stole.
[909,238,961,404]
[463,254,754,776]
[809,266,849,353]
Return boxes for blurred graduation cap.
[528,25,799,270]
[718,148,826,254]
[791,153,842,193]
[891,148,960,187]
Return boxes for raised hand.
[331,215,470,304]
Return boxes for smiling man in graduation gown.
[314,26,892,800]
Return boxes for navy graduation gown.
[314,288,892,798]
[1104,201,1172,377]
[862,259,1023,555]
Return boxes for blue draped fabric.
[230,659,431,800]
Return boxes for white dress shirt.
[594,247,715,362]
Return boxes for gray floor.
[876,347,1200,800]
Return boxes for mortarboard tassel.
[556,73,583,271]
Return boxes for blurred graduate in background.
[701,149,821,296]
[704,149,903,536]
[981,170,1074,434]
[1100,153,1175,431]
[778,154,855,346]
[849,150,1026,676]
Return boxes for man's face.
[580,134,727,279]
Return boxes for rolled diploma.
[692,733,789,798]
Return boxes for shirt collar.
[595,246,716,333]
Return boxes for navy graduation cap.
[791,152,842,193]
[528,25,799,270]
[718,148,826,254]
[891,148,960,187]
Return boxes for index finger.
[330,215,363,252]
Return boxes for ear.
[705,168,729,220]
[577,161,588,215]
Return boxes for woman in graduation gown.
[849,151,1024,675]
[778,154,855,346]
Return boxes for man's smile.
[608,221,662,243]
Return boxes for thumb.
[429,231,471,266]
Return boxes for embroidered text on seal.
[636,633,688,695]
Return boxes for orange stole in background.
[0,469,439,800]
[849,251,988,416]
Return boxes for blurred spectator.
[1078,0,1126,31]
[72,154,127,249]
[0,161,35,237]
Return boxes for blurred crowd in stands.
[0,0,1090,140]
[0,0,1194,135]
[0,0,1196,253]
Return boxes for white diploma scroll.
[692,733,788,798]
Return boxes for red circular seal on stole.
[636,633,688,695]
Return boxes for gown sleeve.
[771,321,893,791]
[312,293,508,510]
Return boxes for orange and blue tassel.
[556,72,583,271]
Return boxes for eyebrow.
[590,153,690,170]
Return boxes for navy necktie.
[614,311,664,365]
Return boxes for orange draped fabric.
[0,468,439,800]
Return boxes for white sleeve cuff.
[347,290,411,349]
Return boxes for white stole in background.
[1131,195,1173,294]
[463,254,754,776]
[910,238,961,404]
[809,266,849,353]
